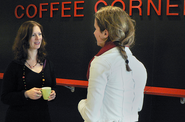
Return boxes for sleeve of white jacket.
[78,58,109,122]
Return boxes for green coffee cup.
[42,87,51,100]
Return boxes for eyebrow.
[32,32,42,34]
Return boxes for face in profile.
[93,19,108,47]
[29,25,42,50]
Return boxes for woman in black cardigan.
[1,21,56,122]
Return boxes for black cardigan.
[1,59,56,122]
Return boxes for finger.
[48,93,56,101]
[48,96,55,101]
[49,93,52,96]
[50,90,54,94]
[35,90,42,94]
[34,88,42,91]
[48,96,52,101]
[50,93,54,96]
[36,94,40,97]
[34,95,42,100]
[50,90,55,95]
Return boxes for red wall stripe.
[1,73,185,98]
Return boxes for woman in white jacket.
[78,6,147,122]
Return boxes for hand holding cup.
[25,87,42,100]
[48,90,56,101]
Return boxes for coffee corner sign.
[14,0,185,19]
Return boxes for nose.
[35,34,39,40]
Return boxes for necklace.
[26,61,37,69]
[23,60,46,90]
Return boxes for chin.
[97,43,103,47]
[35,46,41,50]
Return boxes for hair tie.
[125,59,129,64]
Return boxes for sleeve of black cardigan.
[1,61,28,106]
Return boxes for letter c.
[94,0,108,13]
[15,5,25,19]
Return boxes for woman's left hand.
[48,90,56,101]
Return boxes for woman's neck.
[27,49,38,61]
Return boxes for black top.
[1,59,56,122]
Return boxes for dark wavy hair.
[12,20,47,64]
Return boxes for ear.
[103,29,109,39]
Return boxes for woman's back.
[85,47,147,122]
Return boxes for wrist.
[24,90,29,98]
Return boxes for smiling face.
[29,25,42,50]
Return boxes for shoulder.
[44,58,55,70]
[92,47,122,68]
[102,47,119,56]
[7,60,23,69]
[126,49,147,77]
[45,58,54,66]
[4,60,23,77]
[125,47,144,68]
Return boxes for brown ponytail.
[114,41,132,71]
[95,6,135,72]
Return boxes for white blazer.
[78,47,147,122]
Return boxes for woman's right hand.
[24,87,42,100]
